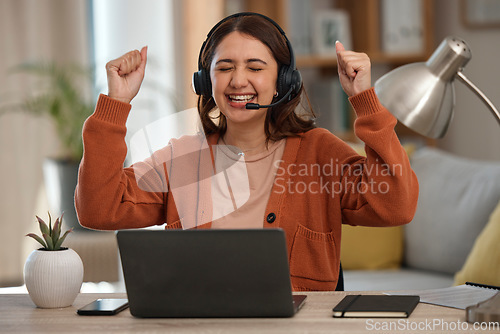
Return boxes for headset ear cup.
[277,66,289,99]
[277,66,302,101]
[202,69,212,97]
[192,69,212,97]
[192,70,203,95]
[291,69,302,96]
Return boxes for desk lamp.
[374,36,500,138]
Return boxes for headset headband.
[197,12,296,71]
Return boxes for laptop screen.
[116,229,304,318]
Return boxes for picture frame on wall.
[311,10,352,56]
[461,0,500,28]
[380,0,424,55]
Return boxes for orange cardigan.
[75,88,418,291]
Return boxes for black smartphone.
[77,298,129,316]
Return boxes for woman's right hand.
[105,46,148,104]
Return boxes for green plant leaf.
[36,216,49,236]
[3,62,96,162]
[42,232,55,251]
[52,217,61,247]
[53,228,73,250]
[48,211,52,235]
[26,233,47,249]
[57,212,64,236]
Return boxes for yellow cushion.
[454,200,500,286]
[340,225,404,270]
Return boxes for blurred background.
[1,0,499,290]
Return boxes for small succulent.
[26,213,73,251]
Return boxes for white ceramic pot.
[24,248,84,308]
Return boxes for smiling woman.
[75,12,419,292]
[210,31,279,139]
[195,13,314,144]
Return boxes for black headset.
[192,12,302,108]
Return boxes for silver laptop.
[116,228,306,318]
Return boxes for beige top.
[211,138,286,229]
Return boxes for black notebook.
[332,295,420,318]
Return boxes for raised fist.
[105,46,148,104]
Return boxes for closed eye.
[247,58,266,72]
[215,59,234,72]
[217,67,233,72]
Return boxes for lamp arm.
[456,71,500,126]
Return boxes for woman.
[75,13,418,291]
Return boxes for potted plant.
[2,63,95,231]
[24,213,84,308]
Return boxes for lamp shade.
[375,37,472,138]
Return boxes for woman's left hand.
[335,41,371,97]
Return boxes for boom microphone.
[245,86,294,110]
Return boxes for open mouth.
[227,94,256,104]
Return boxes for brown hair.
[197,14,316,141]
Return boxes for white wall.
[91,0,178,163]
[434,0,500,161]
[0,0,89,286]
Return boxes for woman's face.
[210,31,278,129]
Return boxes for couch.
[341,146,500,291]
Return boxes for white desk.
[0,292,487,333]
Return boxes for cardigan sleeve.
[74,94,167,230]
[339,88,419,227]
